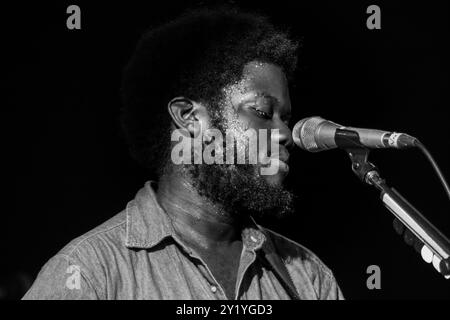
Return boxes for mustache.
[269,147,290,163]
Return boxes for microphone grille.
[293,116,325,151]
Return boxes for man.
[23,7,344,300]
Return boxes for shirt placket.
[172,236,228,299]
[196,257,228,299]
[171,227,264,300]
[191,245,259,300]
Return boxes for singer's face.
[223,61,293,186]
[186,61,295,218]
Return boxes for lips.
[278,150,290,164]
[258,147,290,176]
[269,149,290,174]
[271,148,290,164]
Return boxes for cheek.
[225,108,276,164]
[235,114,272,149]
[257,128,277,157]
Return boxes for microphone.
[292,116,417,152]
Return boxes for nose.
[271,119,293,150]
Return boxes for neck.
[156,166,243,250]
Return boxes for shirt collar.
[125,181,268,251]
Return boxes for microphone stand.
[343,144,450,279]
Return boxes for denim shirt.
[22,182,344,300]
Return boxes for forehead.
[224,61,290,104]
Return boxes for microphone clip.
[344,146,378,185]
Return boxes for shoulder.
[262,226,344,300]
[263,227,333,277]
[56,208,129,284]
[58,208,127,259]
[23,209,128,300]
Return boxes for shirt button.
[211,285,217,293]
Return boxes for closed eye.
[251,107,272,119]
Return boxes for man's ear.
[167,97,208,137]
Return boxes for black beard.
[186,147,295,219]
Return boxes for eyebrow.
[254,92,280,105]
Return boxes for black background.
[3,0,450,299]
